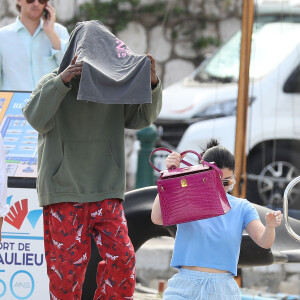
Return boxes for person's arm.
[23,56,82,134]
[43,3,69,63]
[22,72,69,134]
[0,137,9,242]
[124,54,162,129]
[43,3,62,50]
[246,210,282,249]
[151,152,182,225]
[151,194,163,225]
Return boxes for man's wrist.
[63,80,71,88]
[151,77,159,90]
[60,75,71,87]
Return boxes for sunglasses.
[221,178,236,187]
[26,0,48,4]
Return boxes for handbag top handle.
[149,147,223,178]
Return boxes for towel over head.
[58,20,152,104]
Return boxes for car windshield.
[193,22,300,83]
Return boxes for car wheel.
[246,147,300,209]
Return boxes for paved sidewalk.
[133,292,162,299]
[135,237,175,290]
[133,282,162,299]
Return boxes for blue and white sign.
[0,188,49,299]
[0,91,37,178]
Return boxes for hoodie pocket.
[52,140,120,194]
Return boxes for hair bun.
[206,138,219,149]
[200,138,220,155]
[200,138,235,170]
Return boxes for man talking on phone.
[0,0,69,91]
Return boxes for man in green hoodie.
[23,24,162,299]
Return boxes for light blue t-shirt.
[0,17,69,91]
[170,194,260,276]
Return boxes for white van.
[155,3,300,212]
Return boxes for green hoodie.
[22,71,162,207]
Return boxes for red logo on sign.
[4,199,28,230]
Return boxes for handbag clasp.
[181,179,187,187]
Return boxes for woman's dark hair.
[16,4,21,12]
[201,139,235,171]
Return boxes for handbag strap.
[180,150,223,178]
[149,147,174,172]
[149,147,223,178]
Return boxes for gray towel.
[58,20,152,104]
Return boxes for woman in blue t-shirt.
[151,139,282,300]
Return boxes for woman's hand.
[60,55,83,84]
[265,211,282,228]
[247,210,282,249]
[166,152,183,169]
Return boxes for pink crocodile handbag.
[149,148,231,226]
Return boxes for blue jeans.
[163,268,241,300]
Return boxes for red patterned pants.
[43,199,136,300]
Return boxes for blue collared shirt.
[0,17,69,91]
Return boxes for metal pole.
[283,176,300,242]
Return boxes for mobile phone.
[43,8,49,19]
